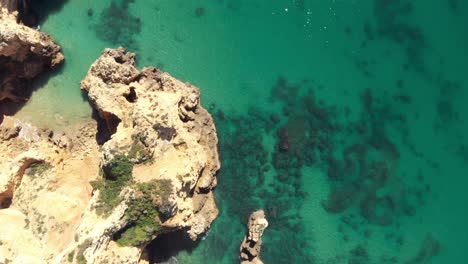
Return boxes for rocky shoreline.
[0,5,221,263]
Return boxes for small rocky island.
[0,5,221,263]
[239,210,268,264]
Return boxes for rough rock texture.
[0,116,101,263]
[239,210,269,264]
[0,0,36,25]
[0,7,63,104]
[81,47,220,239]
[0,47,220,263]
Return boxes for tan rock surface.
[81,47,220,241]
[0,116,100,263]
[0,47,220,264]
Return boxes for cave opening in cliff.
[93,108,121,145]
[144,229,199,263]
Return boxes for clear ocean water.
[14,0,468,263]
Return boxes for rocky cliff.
[0,6,63,107]
[239,210,269,264]
[0,47,220,264]
[0,116,101,263]
[0,0,34,23]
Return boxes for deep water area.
[15,0,468,263]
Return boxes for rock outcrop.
[0,0,36,25]
[0,47,220,264]
[0,7,63,106]
[239,210,269,264]
[80,47,220,239]
[0,116,101,263]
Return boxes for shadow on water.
[3,0,70,26]
[144,229,199,263]
[29,0,69,24]
[0,61,65,124]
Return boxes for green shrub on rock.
[115,179,173,247]
[102,155,133,182]
[91,155,133,215]
[27,161,52,176]
[90,154,174,246]
[128,133,152,164]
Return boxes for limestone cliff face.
[0,47,220,264]
[239,210,269,264]
[0,7,63,103]
[0,0,33,24]
[80,47,220,240]
[0,116,101,263]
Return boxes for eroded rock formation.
[0,7,63,106]
[80,47,220,239]
[240,210,269,264]
[0,47,220,263]
[0,116,101,263]
[0,0,36,25]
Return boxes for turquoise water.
[16,0,468,263]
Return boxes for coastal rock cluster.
[80,47,220,241]
[0,6,63,105]
[239,210,268,264]
[0,46,220,263]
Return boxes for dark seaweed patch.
[95,0,141,51]
[176,71,439,263]
[195,7,205,17]
[372,0,427,72]
[448,0,459,14]
[405,234,441,264]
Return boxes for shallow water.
[15,0,468,263]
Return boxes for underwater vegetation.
[372,0,426,72]
[94,0,141,51]
[194,7,205,17]
[211,104,315,263]
[204,73,443,263]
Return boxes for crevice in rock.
[93,108,121,145]
[0,192,13,209]
[0,158,37,209]
[124,87,137,103]
[152,124,176,141]
[144,229,199,263]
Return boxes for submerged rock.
[239,210,269,264]
[0,7,64,105]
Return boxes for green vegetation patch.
[90,154,173,247]
[128,133,152,164]
[27,161,52,176]
[91,155,133,215]
[115,179,173,247]
[76,239,92,264]
[67,251,75,263]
